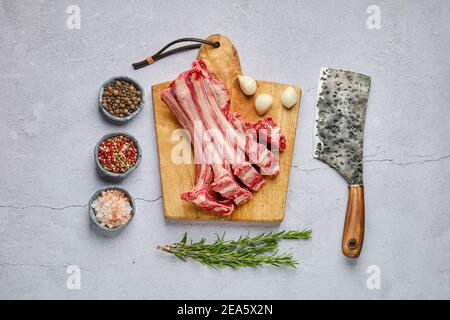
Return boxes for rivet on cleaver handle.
[313,67,371,258]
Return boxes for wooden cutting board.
[151,34,302,222]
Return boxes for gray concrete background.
[0,0,449,299]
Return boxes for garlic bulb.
[255,94,273,115]
[237,75,257,96]
[281,86,298,109]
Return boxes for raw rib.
[161,60,285,215]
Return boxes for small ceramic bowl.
[94,132,142,180]
[98,76,145,123]
[89,186,135,232]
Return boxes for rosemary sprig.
[157,230,311,269]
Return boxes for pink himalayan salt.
[91,189,132,229]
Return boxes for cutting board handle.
[198,34,242,88]
[342,185,365,258]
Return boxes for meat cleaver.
[313,67,371,258]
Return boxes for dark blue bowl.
[98,76,144,123]
[89,186,135,232]
[94,132,142,180]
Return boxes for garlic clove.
[237,75,257,96]
[255,94,273,115]
[281,86,298,109]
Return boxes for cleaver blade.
[313,67,371,258]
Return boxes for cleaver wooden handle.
[342,185,365,258]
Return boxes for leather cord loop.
[132,38,220,70]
